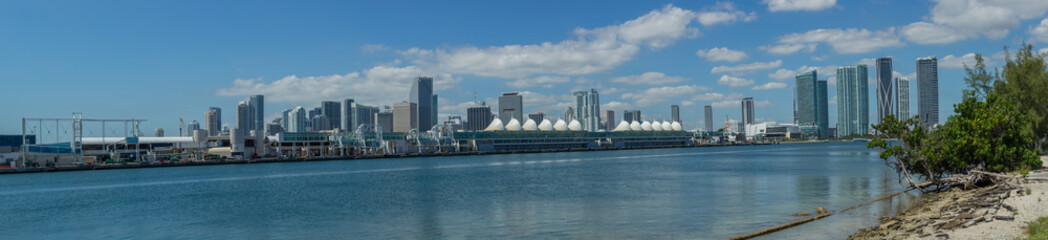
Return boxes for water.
[0,142,918,239]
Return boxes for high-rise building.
[321,101,340,131]
[704,105,713,131]
[265,122,284,135]
[528,112,545,123]
[573,89,600,131]
[836,65,870,137]
[186,120,200,137]
[741,97,754,126]
[623,110,641,122]
[410,77,434,132]
[816,80,829,138]
[432,95,438,127]
[498,92,523,123]
[205,107,221,136]
[896,77,911,120]
[795,70,817,127]
[236,101,252,133]
[393,102,418,132]
[563,107,574,121]
[375,112,394,133]
[876,57,894,123]
[341,98,355,131]
[917,56,939,128]
[281,109,291,132]
[249,95,264,132]
[287,106,306,133]
[154,128,164,137]
[671,105,680,123]
[311,114,330,131]
[352,103,380,132]
[605,110,615,131]
[467,104,492,131]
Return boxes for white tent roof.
[662,121,673,131]
[505,118,522,131]
[629,121,642,131]
[671,121,683,131]
[483,118,505,131]
[553,119,568,131]
[538,119,553,131]
[612,121,630,132]
[641,121,653,131]
[652,121,663,131]
[567,120,582,131]
[522,119,538,131]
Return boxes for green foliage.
[929,95,1041,173]
[1021,217,1048,240]
[996,43,1048,144]
[963,53,998,101]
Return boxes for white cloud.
[760,43,817,55]
[621,85,711,106]
[401,4,704,78]
[900,22,970,45]
[216,65,461,105]
[902,0,1048,44]
[762,0,836,12]
[774,28,904,54]
[717,75,755,87]
[940,53,987,69]
[711,99,772,108]
[692,92,743,101]
[696,47,748,62]
[752,81,788,90]
[681,100,696,106]
[1040,48,1048,55]
[768,65,827,81]
[602,101,634,112]
[828,98,837,106]
[610,72,690,85]
[506,76,571,88]
[1029,18,1048,42]
[697,2,757,26]
[711,60,783,75]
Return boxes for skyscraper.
[816,80,829,138]
[467,104,493,131]
[896,77,910,120]
[287,106,306,133]
[498,92,523,123]
[836,65,870,137]
[876,57,894,123]
[605,110,615,131]
[249,95,264,132]
[321,101,340,132]
[432,95,438,127]
[671,105,680,123]
[393,102,418,132]
[186,120,200,136]
[236,101,251,133]
[917,56,939,128]
[528,112,545,123]
[623,110,641,122]
[795,70,817,127]
[741,97,754,126]
[352,103,380,132]
[341,98,355,131]
[374,112,393,133]
[563,107,574,121]
[410,76,434,132]
[573,89,600,131]
[704,105,713,131]
[205,107,221,136]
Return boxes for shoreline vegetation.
[852,44,1048,239]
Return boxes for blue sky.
[3,0,1048,135]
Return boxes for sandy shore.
[850,156,1048,239]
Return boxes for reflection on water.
[0,142,914,239]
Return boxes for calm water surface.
[0,142,917,239]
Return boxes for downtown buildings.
[836,65,869,137]
[876,57,894,123]
[498,92,524,123]
[917,56,939,128]
[795,70,829,138]
[573,89,600,132]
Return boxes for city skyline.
[4,1,1048,134]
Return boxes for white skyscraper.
[573,89,600,131]
[896,77,910,120]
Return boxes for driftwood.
[726,181,933,240]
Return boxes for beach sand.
[850,156,1048,240]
